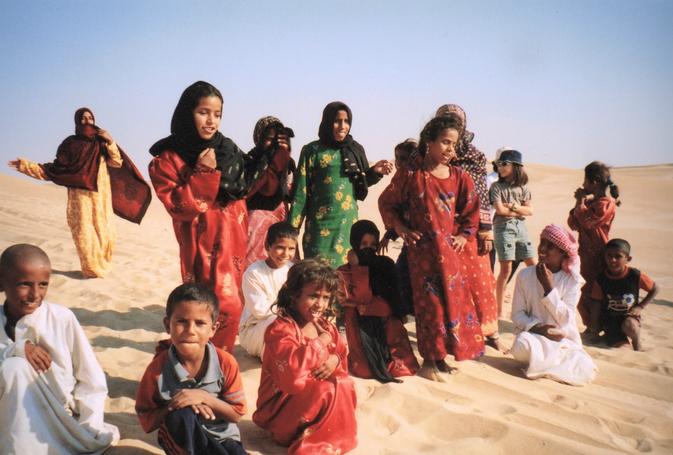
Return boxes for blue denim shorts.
[494,218,535,261]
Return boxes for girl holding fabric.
[289,101,393,267]
[148,81,290,352]
[9,108,151,278]
[379,114,485,382]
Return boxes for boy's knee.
[0,357,36,387]
[164,407,198,432]
[510,334,532,364]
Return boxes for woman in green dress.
[289,101,392,267]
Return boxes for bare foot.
[631,336,642,351]
[485,335,507,352]
[417,361,450,382]
[434,359,459,374]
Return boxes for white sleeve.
[67,312,109,434]
[540,277,580,336]
[242,268,275,319]
[511,271,541,332]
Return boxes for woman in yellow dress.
[8,108,151,278]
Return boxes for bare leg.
[496,261,513,317]
[622,316,641,351]
[417,359,457,382]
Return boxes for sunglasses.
[496,161,512,167]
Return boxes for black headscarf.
[348,220,404,383]
[318,102,381,201]
[150,81,270,203]
[246,116,297,211]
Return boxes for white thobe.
[238,260,292,357]
[510,266,597,386]
[0,301,119,454]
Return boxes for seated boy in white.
[510,225,597,386]
[238,221,298,358]
[0,244,119,454]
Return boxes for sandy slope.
[1,163,672,454]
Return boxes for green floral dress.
[289,141,358,267]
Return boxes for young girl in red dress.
[567,161,620,327]
[148,81,290,352]
[338,220,419,383]
[253,259,357,455]
[379,115,485,382]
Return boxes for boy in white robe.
[239,222,298,358]
[0,244,119,454]
[510,224,598,386]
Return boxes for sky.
[1,0,672,178]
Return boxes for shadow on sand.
[71,305,165,332]
[52,269,88,280]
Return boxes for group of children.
[1,85,660,454]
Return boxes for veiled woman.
[9,107,151,278]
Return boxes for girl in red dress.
[567,161,620,326]
[148,81,290,352]
[338,220,419,382]
[253,260,357,455]
[379,115,485,382]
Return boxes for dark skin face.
[0,258,51,322]
[0,256,54,372]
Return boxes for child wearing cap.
[587,239,658,350]
[489,148,536,316]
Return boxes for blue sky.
[1,0,672,176]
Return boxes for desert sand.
[1,163,672,454]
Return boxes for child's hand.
[168,388,211,411]
[197,148,217,169]
[372,159,394,175]
[531,324,564,342]
[8,159,20,170]
[191,403,216,420]
[628,305,643,318]
[97,129,114,144]
[378,236,390,254]
[573,187,586,201]
[313,354,339,380]
[451,235,468,253]
[24,341,52,372]
[275,133,291,153]
[535,263,554,295]
[396,225,422,245]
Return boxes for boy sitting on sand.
[136,283,247,454]
[239,221,298,358]
[588,239,658,350]
[0,244,119,454]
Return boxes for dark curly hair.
[273,259,342,322]
[418,114,464,157]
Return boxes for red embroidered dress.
[253,314,357,455]
[149,151,249,352]
[379,166,485,361]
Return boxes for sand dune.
[1,163,672,454]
